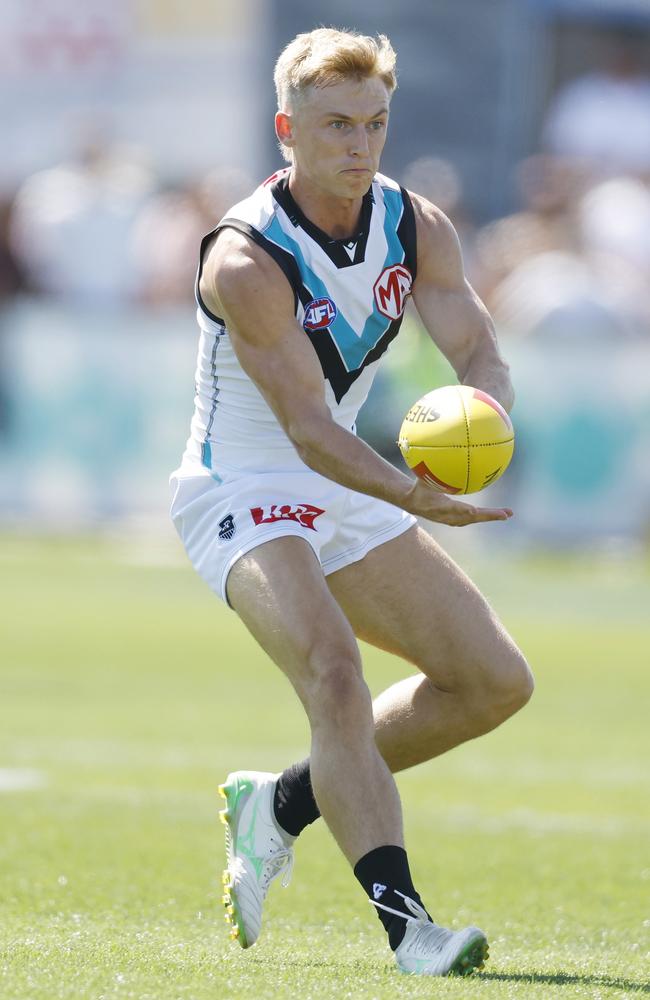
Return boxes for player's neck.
[288,170,364,240]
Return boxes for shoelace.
[261,844,294,891]
[370,889,428,923]
[371,891,450,956]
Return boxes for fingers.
[411,482,513,526]
[431,501,513,526]
[471,506,513,522]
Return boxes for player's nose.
[348,124,370,156]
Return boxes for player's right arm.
[200,229,511,527]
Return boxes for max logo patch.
[373,264,412,320]
[303,297,337,331]
[250,503,326,531]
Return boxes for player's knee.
[515,653,535,707]
[302,647,371,730]
[482,647,534,723]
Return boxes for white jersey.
[179,167,417,477]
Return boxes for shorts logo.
[250,503,326,531]
[373,264,412,320]
[303,297,337,332]
[218,513,236,541]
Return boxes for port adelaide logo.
[303,297,337,332]
[218,513,236,541]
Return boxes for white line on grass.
[439,805,650,837]
[0,768,46,791]
[400,756,649,789]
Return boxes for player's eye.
[330,120,347,129]
[368,120,386,131]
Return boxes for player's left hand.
[405,479,513,526]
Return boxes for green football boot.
[218,770,295,948]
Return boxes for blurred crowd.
[1,18,647,536]
[1,133,255,310]
[473,29,650,345]
[1,28,649,335]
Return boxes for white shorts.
[170,466,416,606]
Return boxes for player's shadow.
[480,970,650,993]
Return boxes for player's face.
[283,76,391,198]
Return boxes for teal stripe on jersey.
[381,187,407,267]
[200,442,223,482]
[263,214,405,373]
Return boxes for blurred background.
[1,0,650,548]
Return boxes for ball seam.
[404,441,513,449]
[459,388,471,493]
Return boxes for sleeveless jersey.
[181,167,417,476]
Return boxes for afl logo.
[373,264,412,320]
[303,297,337,331]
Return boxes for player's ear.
[275,111,295,153]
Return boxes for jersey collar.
[271,174,374,269]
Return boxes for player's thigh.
[326,524,527,694]
[226,535,363,708]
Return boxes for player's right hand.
[405,479,513,526]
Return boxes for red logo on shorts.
[250,503,326,531]
[373,264,412,320]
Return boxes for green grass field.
[1,532,649,1000]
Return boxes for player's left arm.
[409,192,514,412]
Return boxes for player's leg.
[273,523,532,828]
[223,535,435,956]
[226,535,402,862]
[327,524,534,771]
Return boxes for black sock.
[273,758,321,837]
[354,845,430,950]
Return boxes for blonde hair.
[274,27,397,114]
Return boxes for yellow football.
[398,385,514,495]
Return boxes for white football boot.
[373,891,489,976]
[218,770,295,948]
